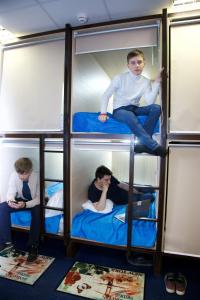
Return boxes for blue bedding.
[11,211,62,234]
[71,202,157,248]
[73,112,160,134]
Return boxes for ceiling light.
[0,25,17,44]
[172,0,200,11]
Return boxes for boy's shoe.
[27,245,38,262]
[134,144,168,158]
[153,145,168,158]
[176,273,187,296]
[0,242,13,253]
[164,273,176,293]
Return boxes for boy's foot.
[134,144,168,157]
[134,144,152,154]
[153,145,168,158]
[27,245,38,262]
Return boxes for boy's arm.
[143,68,164,105]
[143,80,160,105]
[7,172,17,203]
[93,184,109,211]
[99,75,120,122]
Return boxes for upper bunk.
[71,19,162,137]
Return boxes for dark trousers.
[0,202,40,247]
[113,104,161,150]
[114,189,154,205]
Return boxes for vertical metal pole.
[154,8,168,274]
[127,135,135,256]
[39,135,45,240]
[63,24,72,251]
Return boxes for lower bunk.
[71,200,157,248]
[11,210,63,235]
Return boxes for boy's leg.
[0,202,16,245]
[113,108,158,150]
[134,104,161,136]
[28,205,40,247]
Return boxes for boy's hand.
[16,201,26,209]
[8,200,25,209]
[102,182,109,193]
[98,114,109,123]
[155,67,164,83]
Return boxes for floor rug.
[0,247,54,285]
[57,261,145,300]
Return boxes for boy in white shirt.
[0,157,40,262]
[99,49,167,157]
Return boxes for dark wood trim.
[63,24,72,248]
[0,132,64,138]
[39,136,45,238]
[44,206,64,212]
[72,14,162,30]
[44,150,64,153]
[43,232,64,240]
[44,178,63,182]
[156,8,168,261]
[12,28,66,41]
[69,237,158,254]
[168,133,200,141]
[70,237,127,250]
[126,135,135,256]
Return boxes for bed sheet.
[11,211,63,234]
[71,202,157,248]
[73,112,160,134]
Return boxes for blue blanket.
[73,112,159,134]
[71,202,157,248]
[11,211,62,234]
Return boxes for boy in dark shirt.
[88,165,153,211]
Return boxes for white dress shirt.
[101,70,160,114]
[7,171,40,208]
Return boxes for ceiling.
[0,0,172,37]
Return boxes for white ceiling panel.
[0,5,57,36]
[0,0,174,37]
[41,0,110,27]
[0,0,37,13]
[105,0,170,20]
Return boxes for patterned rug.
[0,247,54,285]
[57,261,145,300]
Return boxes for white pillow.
[45,189,63,217]
[82,199,113,214]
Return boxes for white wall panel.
[170,24,200,132]
[0,39,64,131]
[164,146,200,256]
